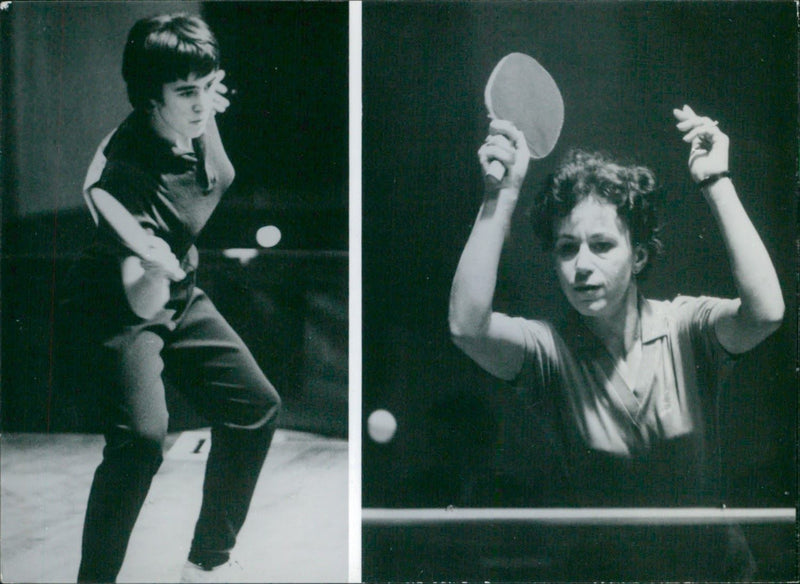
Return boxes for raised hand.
[478,119,531,192]
[673,104,729,184]
[212,69,231,114]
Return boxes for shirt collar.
[563,295,669,347]
[639,296,669,343]
[125,109,201,164]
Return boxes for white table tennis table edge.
[362,507,796,525]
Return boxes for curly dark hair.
[530,149,664,277]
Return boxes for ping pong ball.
[367,409,397,444]
[256,225,281,248]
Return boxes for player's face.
[151,70,219,146]
[553,196,642,321]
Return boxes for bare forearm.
[674,106,784,350]
[449,188,518,338]
[705,178,784,326]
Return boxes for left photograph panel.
[1,2,348,582]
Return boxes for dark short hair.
[530,149,664,277]
[122,13,219,111]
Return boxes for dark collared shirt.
[87,109,235,264]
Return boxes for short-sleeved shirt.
[88,109,235,264]
[512,295,738,505]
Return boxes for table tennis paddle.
[89,187,186,318]
[83,134,185,317]
[484,52,564,183]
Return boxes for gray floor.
[1,430,348,583]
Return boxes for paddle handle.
[486,159,506,184]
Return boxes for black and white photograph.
[1,2,348,582]
[361,2,796,581]
[2,1,799,583]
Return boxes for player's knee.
[136,426,168,452]
[253,380,282,429]
[105,420,167,471]
[231,379,281,430]
[127,415,169,453]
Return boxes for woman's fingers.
[488,118,518,135]
[480,127,522,165]
[479,119,530,188]
[479,143,514,167]
[676,115,715,133]
[673,104,730,181]
[682,121,720,143]
[688,146,709,168]
[486,120,529,158]
[489,118,527,144]
[484,133,514,151]
[479,139,514,169]
[675,118,697,131]
[673,105,721,142]
[673,104,708,127]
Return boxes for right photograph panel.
[361,2,797,581]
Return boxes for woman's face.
[150,70,219,146]
[553,196,643,321]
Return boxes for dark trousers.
[74,285,281,582]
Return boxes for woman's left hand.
[673,104,729,184]
[212,69,231,114]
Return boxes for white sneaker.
[179,559,244,583]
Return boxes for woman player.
[64,14,281,582]
[448,106,784,579]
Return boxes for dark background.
[362,1,797,509]
[2,2,348,437]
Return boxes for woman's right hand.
[478,119,530,192]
